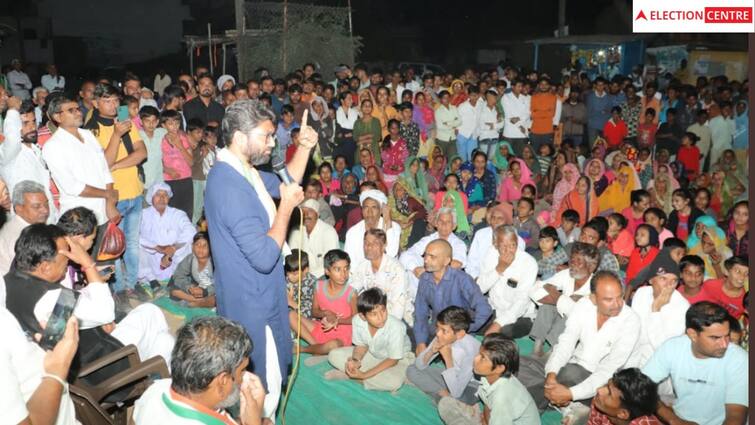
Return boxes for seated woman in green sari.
[434,185,473,244]
[389,178,428,250]
[399,156,433,211]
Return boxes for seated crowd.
[0,60,748,425]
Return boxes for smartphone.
[39,288,79,350]
[97,264,116,276]
[117,105,130,122]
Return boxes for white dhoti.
[111,303,175,368]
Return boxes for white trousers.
[263,325,282,420]
[111,303,175,368]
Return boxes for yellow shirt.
[95,123,144,200]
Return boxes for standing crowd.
[0,57,748,425]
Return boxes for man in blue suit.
[205,99,317,420]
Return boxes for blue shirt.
[585,91,612,130]
[642,335,748,425]
[413,267,492,345]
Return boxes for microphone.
[272,157,293,185]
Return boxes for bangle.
[42,373,69,392]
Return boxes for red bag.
[97,221,126,261]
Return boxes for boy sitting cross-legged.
[325,288,415,391]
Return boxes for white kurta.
[466,226,525,279]
[529,269,594,318]
[351,254,412,324]
[6,70,32,99]
[0,215,29,278]
[501,92,531,138]
[626,286,690,368]
[400,232,468,298]
[344,218,402,268]
[1,109,57,222]
[287,218,339,278]
[477,249,538,327]
[134,379,239,425]
[138,206,195,282]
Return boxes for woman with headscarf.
[625,223,660,285]
[598,160,641,214]
[365,165,389,195]
[653,162,680,191]
[329,173,360,238]
[520,144,542,181]
[380,119,409,186]
[434,173,469,214]
[388,178,428,250]
[138,182,197,283]
[584,158,609,197]
[352,148,375,182]
[499,158,535,203]
[550,163,580,217]
[544,150,567,195]
[648,171,674,215]
[352,99,383,166]
[412,92,436,152]
[309,96,335,163]
[552,175,599,227]
[604,150,626,183]
[459,161,485,209]
[688,215,733,280]
[708,169,733,220]
[449,79,468,106]
[493,140,513,174]
[399,156,432,210]
[427,146,447,193]
[373,86,399,138]
[471,151,498,206]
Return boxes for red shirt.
[588,404,662,425]
[675,213,690,242]
[677,145,700,179]
[702,278,746,319]
[603,119,628,148]
[626,246,660,285]
[637,122,657,148]
[621,206,645,235]
[677,286,714,305]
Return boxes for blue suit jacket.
[205,161,291,389]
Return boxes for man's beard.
[201,89,213,98]
[245,141,272,166]
[22,131,38,144]
[569,268,587,280]
[217,382,241,409]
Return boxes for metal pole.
[282,0,288,73]
[189,41,194,76]
[208,23,213,76]
[223,43,227,75]
[558,0,566,36]
[234,0,245,81]
[348,0,354,65]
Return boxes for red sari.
[625,246,660,285]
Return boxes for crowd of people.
[0,56,749,425]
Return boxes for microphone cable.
[280,206,303,425]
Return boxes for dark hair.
[589,270,622,293]
[611,106,622,114]
[438,90,450,98]
[318,161,333,173]
[163,84,185,105]
[644,108,656,117]
[57,207,97,237]
[539,226,559,243]
[437,306,472,332]
[399,101,413,112]
[571,241,600,268]
[631,189,650,205]
[122,95,138,106]
[611,368,660,420]
[481,333,519,377]
[724,255,748,271]
[160,109,181,125]
[365,228,387,245]
[288,84,302,94]
[193,231,210,247]
[662,237,686,251]
[472,150,488,163]
[139,105,160,120]
[171,316,252,395]
[284,249,309,272]
[518,197,534,212]
[679,254,705,272]
[14,224,65,272]
[19,100,35,115]
[609,213,628,230]
[323,249,350,270]
[381,119,401,150]
[636,223,659,248]
[93,82,120,100]
[521,184,536,197]
[561,209,580,224]
[683,132,699,144]
[186,118,205,133]
[686,301,731,332]
[467,85,480,95]
[357,287,388,315]
[672,188,692,203]
[643,207,667,225]
[584,219,607,242]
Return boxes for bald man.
[413,239,492,355]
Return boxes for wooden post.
[235,0,245,80]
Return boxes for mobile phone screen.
[117,105,130,122]
[39,288,79,351]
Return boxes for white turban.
[300,199,320,214]
[146,182,173,205]
[216,74,236,91]
[359,189,387,207]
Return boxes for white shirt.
[627,286,689,368]
[466,227,525,279]
[134,379,238,425]
[34,281,115,330]
[336,106,359,130]
[545,297,640,401]
[42,128,113,225]
[477,103,503,140]
[41,74,66,92]
[287,219,340,278]
[344,218,401,268]
[0,214,30,278]
[529,269,593,318]
[501,92,531,138]
[477,249,537,327]
[352,314,411,360]
[0,308,78,425]
[1,109,57,222]
[400,232,468,272]
[153,74,172,96]
[457,98,483,138]
[351,254,411,324]
[7,70,32,99]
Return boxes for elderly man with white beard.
[527,242,600,357]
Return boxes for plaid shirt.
[621,100,643,138]
[537,246,569,280]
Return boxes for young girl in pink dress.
[297,249,357,357]
[380,119,408,187]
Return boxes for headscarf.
[447,155,463,176]
[146,182,173,205]
[412,92,435,139]
[399,156,430,206]
[598,161,640,214]
[649,171,674,215]
[441,190,471,233]
[216,74,236,91]
[509,158,534,184]
[604,151,626,183]
[687,217,732,279]
[449,79,466,95]
[552,176,599,226]
[391,179,411,215]
[653,163,680,190]
[552,163,580,214]
[733,100,749,149]
[359,189,388,206]
[365,165,389,195]
[428,148,447,184]
[309,96,330,122]
[584,158,606,180]
[494,141,513,171]
[686,215,721,250]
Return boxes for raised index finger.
[301,108,308,128]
